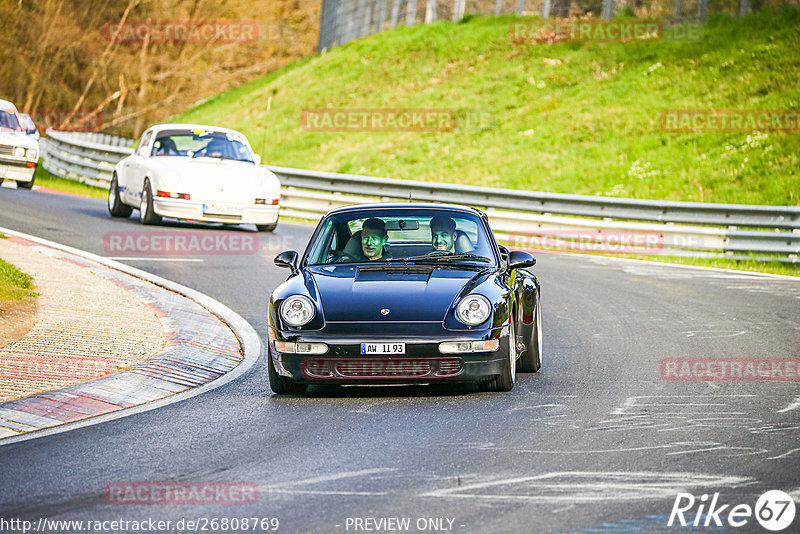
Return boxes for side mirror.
[274,250,299,274]
[253,153,262,165]
[508,250,536,270]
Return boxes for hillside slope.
[176,9,800,205]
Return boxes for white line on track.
[105,256,205,262]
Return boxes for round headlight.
[26,148,38,161]
[456,295,491,326]
[14,147,25,158]
[280,295,315,327]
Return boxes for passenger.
[430,215,457,252]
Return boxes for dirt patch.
[0,295,38,348]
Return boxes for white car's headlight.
[26,148,38,161]
[280,295,315,327]
[455,295,491,326]
[161,170,180,188]
[14,147,25,158]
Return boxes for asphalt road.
[1,185,799,534]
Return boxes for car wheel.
[478,320,516,392]
[268,352,307,395]
[518,296,542,373]
[108,174,132,218]
[17,177,34,190]
[139,180,162,225]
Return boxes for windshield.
[0,110,22,132]
[150,129,254,163]
[306,208,496,267]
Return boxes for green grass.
[34,164,106,199]
[575,253,799,277]
[0,258,37,301]
[173,8,800,206]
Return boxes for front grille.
[0,145,14,156]
[436,359,462,376]
[203,213,242,221]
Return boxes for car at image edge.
[0,99,39,189]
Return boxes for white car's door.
[121,130,153,204]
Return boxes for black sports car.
[267,203,542,394]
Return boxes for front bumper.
[0,158,36,182]
[152,198,279,225]
[268,327,511,385]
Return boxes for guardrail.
[40,130,800,262]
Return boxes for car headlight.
[25,148,37,161]
[455,295,491,326]
[279,295,315,327]
[14,147,25,158]
[161,170,180,187]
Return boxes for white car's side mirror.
[253,153,262,165]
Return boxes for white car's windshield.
[0,110,23,132]
[151,129,254,163]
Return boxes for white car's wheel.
[139,181,162,225]
[108,174,132,218]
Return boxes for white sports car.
[0,99,39,189]
[109,123,281,231]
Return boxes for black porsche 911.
[267,203,542,394]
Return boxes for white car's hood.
[151,157,279,202]
[0,131,39,150]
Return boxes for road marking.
[105,256,205,262]
[421,471,751,503]
[777,396,800,413]
[766,449,800,460]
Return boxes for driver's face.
[361,229,387,260]
[431,228,455,251]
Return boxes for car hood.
[149,157,278,200]
[0,131,38,149]
[308,265,488,323]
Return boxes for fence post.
[516,0,525,15]
[739,0,748,15]
[375,0,386,32]
[698,0,707,19]
[390,0,402,27]
[601,0,614,19]
[453,0,465,21]
[495,0,503,15]
[406,0,417,25]
[425,0,436,23]
[542,0,551,17]
[673,0,682,18]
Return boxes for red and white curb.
[0,227,261,445]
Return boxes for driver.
[430,215,457,252]
[337,218,389,262]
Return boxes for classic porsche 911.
[108,123,281,231]
[267,203,542,394]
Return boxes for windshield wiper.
[390,252,491,264]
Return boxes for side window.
[136,132,153,157]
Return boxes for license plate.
[360,343,405,355]
[204,203,243,215]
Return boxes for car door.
[121,130,153,204]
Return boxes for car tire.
[108,174,132,218]
[17,177,34,190]
[478,320,516,392]
[256,216,279,232]
[518,296,542,373]
[268,352,308,395]
[139,180,162,225]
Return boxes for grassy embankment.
[0,252,37,302]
